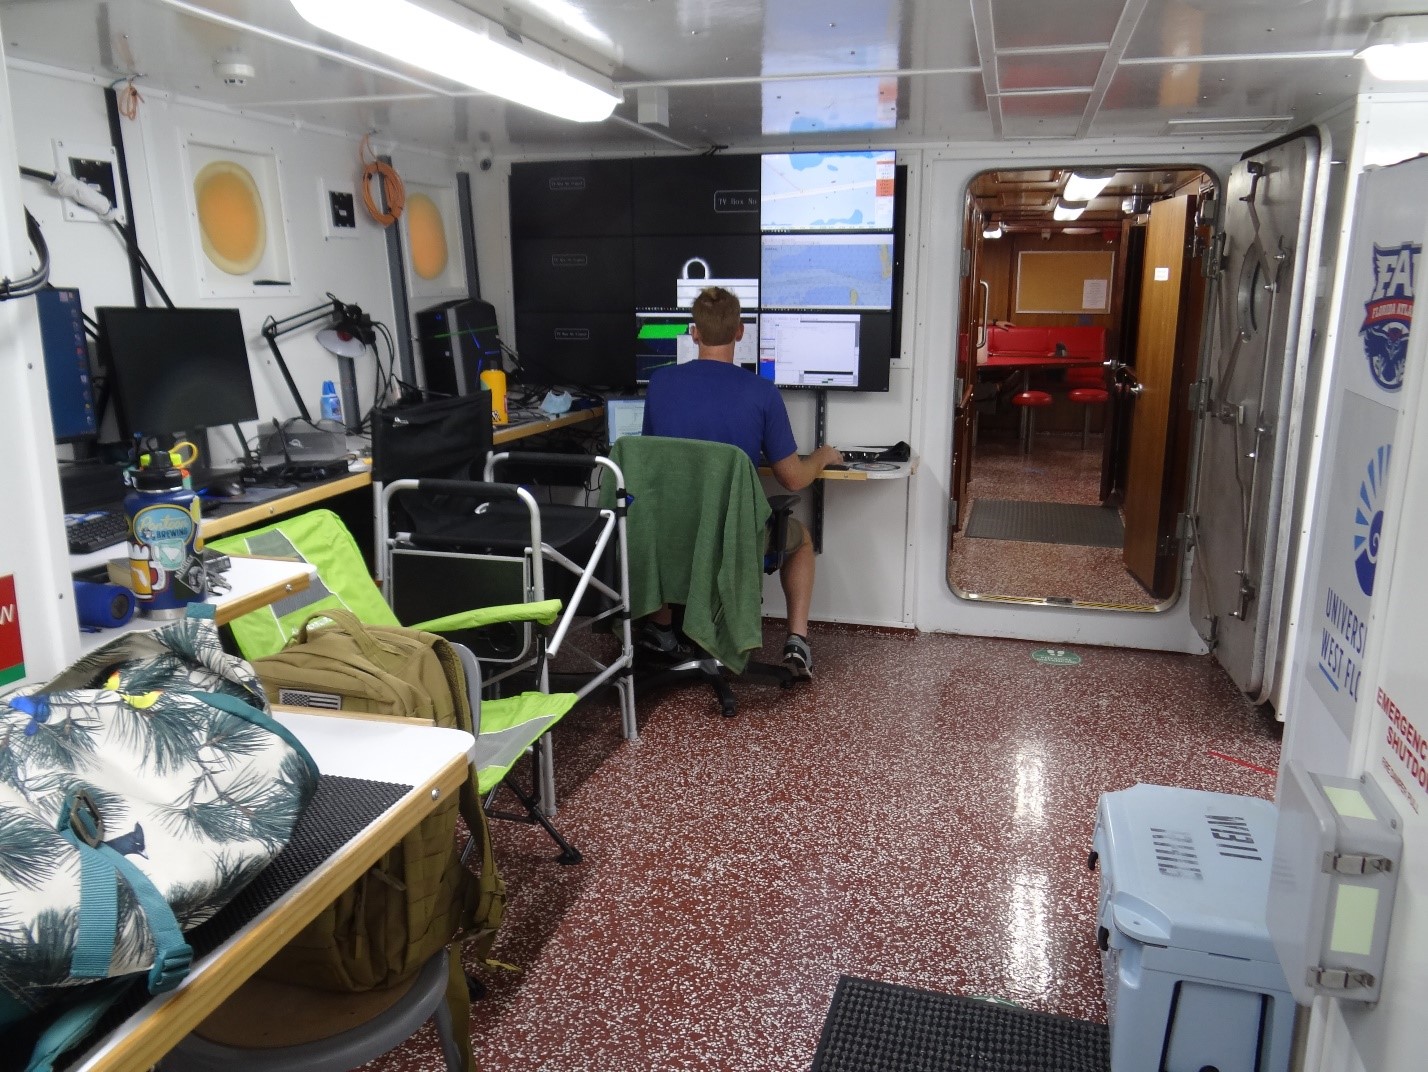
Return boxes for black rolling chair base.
[635,651,797,717]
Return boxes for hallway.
[365,624,1280,1071]
[948,431,1155,606]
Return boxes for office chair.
[378,449,637,749]
[605,436,799,717]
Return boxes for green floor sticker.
[1032,648,1082,666]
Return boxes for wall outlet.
[52,140,125,225]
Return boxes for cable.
[0,208,50,301]
[359,134,405,226]
[116,80,142,121]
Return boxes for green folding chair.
[210,507,582,862]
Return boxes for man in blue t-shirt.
[642,287,842,679]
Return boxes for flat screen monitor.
[757,310,892,392]
[760,233,895,310]
[759,150,897,232]
[97,306,259,439]
[635,312,758,383]
[605,397,646,443]
[37,287,96,442]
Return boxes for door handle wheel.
[1124,382,1145,397]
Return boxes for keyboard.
[65,509,129,554]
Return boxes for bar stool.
[1011,389,1053,453]
[1068,387,1110,449]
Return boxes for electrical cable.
[115,80,142,121]
[0,208,51,301]
[359,134,405,226]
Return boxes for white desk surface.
[69,712,474,1072]
[77,557,316,655]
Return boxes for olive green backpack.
[250,609,504,1070]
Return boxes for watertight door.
[1188,132,1323,702]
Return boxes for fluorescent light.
[1053,199,1087,222]
[982,221,1004,239]
[290,0,622,122]
[1357,15,1428,81]
[1063,169,1115,203]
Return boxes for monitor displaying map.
[761,233,895,310]
[759,150,897,232]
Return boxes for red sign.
[0,574,23,687]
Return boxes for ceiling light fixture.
[289,0,622,122]
[1053,199,1088,222]
[1063,168,1116,203]
[982,220,1004,239]
[1356,14,1428,81]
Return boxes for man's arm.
[769,445,844,491]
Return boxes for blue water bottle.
[125,450,206,618]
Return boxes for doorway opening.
[948,165,1217,610]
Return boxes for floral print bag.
[0,617,319,1070]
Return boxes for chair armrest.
[767,493,800,515]
[409,598,564,634]
[763,494,801,575]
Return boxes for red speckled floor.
[949,432,1155,606]
[357,623,1280,1072]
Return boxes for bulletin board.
[1015,250,1115,313]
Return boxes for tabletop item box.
[1091,784,1296,1072]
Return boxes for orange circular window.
[406,193,448,281]
[194,160,266,276]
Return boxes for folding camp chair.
[377,450,637,746]
[208,509,581,859]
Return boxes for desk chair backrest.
[607,436,771,672]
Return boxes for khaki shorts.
[766,516,806,557]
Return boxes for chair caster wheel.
[720,701,737,717]
[466,973,488,1000]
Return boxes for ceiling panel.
[998,51,1103,92]
[1125,0,1371,60]
[989,0,1121,50]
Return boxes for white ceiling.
[0,0,1419,156]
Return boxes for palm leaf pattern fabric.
[0,619,318,1014]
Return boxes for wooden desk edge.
[75,752,468,1072]
[492,405,602,445]
[201,472,373,539]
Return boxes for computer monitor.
[605,397,646,444]
[635,312,759,383]
[97,306,260,439]
[36,287,96,442]
[757,310,892,391]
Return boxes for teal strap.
[22,979,133,1072]
[191,690,320,786]
[101,845,191,993]
[57,830,118,980]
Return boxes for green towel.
[606,437,770,672]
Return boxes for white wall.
[10,60,468,471]
[1,56,468,688]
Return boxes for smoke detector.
[214,49,256,87]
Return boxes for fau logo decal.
[1361,242,1421,392]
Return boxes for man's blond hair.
[691,286,741,347]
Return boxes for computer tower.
[416,299,501,396]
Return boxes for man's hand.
[770,444,845,491]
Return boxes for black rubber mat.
[964,499,1124,548]
[810,976,1110,1072]
[37,774,409,1072]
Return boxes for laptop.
[606,397,646,444]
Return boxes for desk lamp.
[260,294,373,434]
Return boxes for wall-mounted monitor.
[97,306,259,440]
[37,287,97,442]
[509,151,902,393]
[759,150,897,232]
[757,311,892,392]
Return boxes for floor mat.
[964,499,1124,548]
[810,976,1110,1072]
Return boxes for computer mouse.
[210,478,245,499]
[824,463,851,471]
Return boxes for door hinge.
[1306,967,1376,992]
[1229,570,1257,620]
[1188,379,1212,417]
[960,248,971,278]
[1203,230,1228,279]
[1176,512,1197,548]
